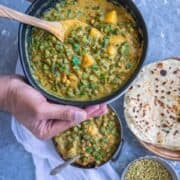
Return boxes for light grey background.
[0,0,180,180]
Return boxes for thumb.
[40,103,87,122]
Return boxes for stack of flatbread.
[124,59,180,150]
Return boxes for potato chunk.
[87,124,101,137]
[82,54,94,68]
[68,74,79,87]
[107,45,117,58]
[89,28,102,39]
[110,35,125,45]
[105,10,118,24]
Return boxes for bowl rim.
[121,155,178,180]
[18,0,148,106]
[52,105,124,169]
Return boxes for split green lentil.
[125,159,172,180]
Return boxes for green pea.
[67,89,75,97]
[51,61,56,75]
[82,157,88,163]
[72,56,80,66]
[92,64,98,71]
[82,36,88,44]
[76,10,83,17]
[102,137,108,143]
[45,50,50,58]
[95,154,102,161]
[86,147,93,154]
[121,42,130,56]
[72,43,80,52]
[67,9,72,18]
[88,82,95,89]
[125,63,132,69]
[102,37,109,48]
[79,91,86,96]
[43,64,49,70]
[100,127,106,134]
[104,25,111,33]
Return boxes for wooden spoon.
[0,4,87,41]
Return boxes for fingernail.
[74,111,87,123]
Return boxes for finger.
[40,103,87,122]
[86,104,108,118]
[85,105,100,117]
[43,119,84,139]
[91,104,108,118]
[44,105,108,139]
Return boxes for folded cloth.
[11,60,120,180]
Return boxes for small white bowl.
[121,156,178,180]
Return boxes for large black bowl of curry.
[18,0,148,106]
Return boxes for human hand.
[3,75,108,139]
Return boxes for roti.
[124,59,180,150]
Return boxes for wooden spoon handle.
[0,4,50,31]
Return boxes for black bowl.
[18,0,148,106]
[52,105,124,168]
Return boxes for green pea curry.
[30,0,143,100]
[54,108,121,166]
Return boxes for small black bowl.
[52,105,124,168]
[18,0,148,106]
